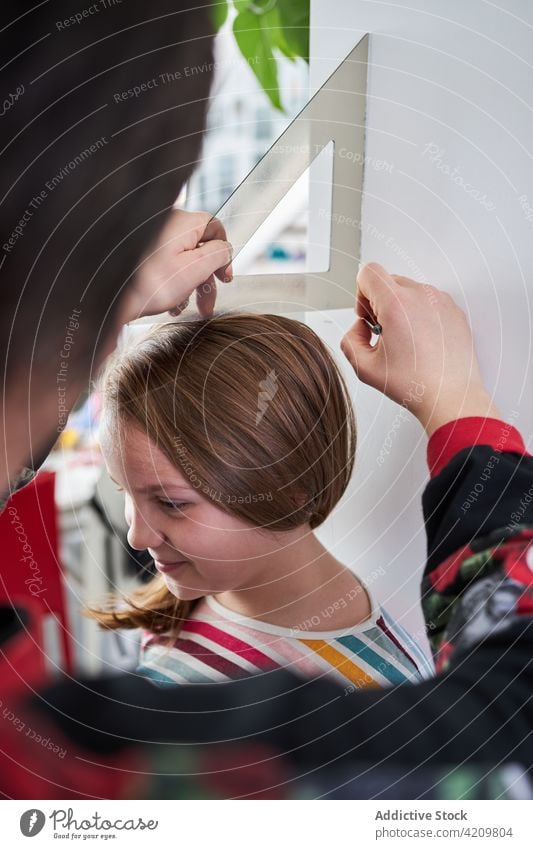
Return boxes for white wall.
[310,0,533,647]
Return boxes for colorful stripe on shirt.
[138,599,432,689]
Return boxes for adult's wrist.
[416,389,501,438]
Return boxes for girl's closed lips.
[154,559,189,574]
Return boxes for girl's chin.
[164,577,204,601]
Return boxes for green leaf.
[210,0,229,32]
[233,9,283,110]
[263,6,297,61]
[277,0,310,62]
[235,3,298,61]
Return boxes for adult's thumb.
[340,318,381,386]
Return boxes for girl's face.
[100,419,293,601]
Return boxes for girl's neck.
[212,530,371,631]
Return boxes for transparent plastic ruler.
[214,33,369,315]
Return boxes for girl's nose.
[126,500,163,551]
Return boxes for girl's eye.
[159,500,189,512]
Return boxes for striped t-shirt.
[138,592,434,689]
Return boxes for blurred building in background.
[186,28,309,274]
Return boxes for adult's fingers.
[168,298,190,317]
[179,239,232,290]
[340,316,379,380]
[355,264,424,332]
[356,262,399,316]
[390,273,423,289]
[202,215,227,244]
[202,216,234,281]
[342,263,397,384]
[196,275,217,317]
[355,289,378,326]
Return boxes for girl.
[89,313,432,688]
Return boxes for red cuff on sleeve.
[427,417,528,478]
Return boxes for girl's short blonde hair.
[87,312,356,636]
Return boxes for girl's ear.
[295,489,316,518]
